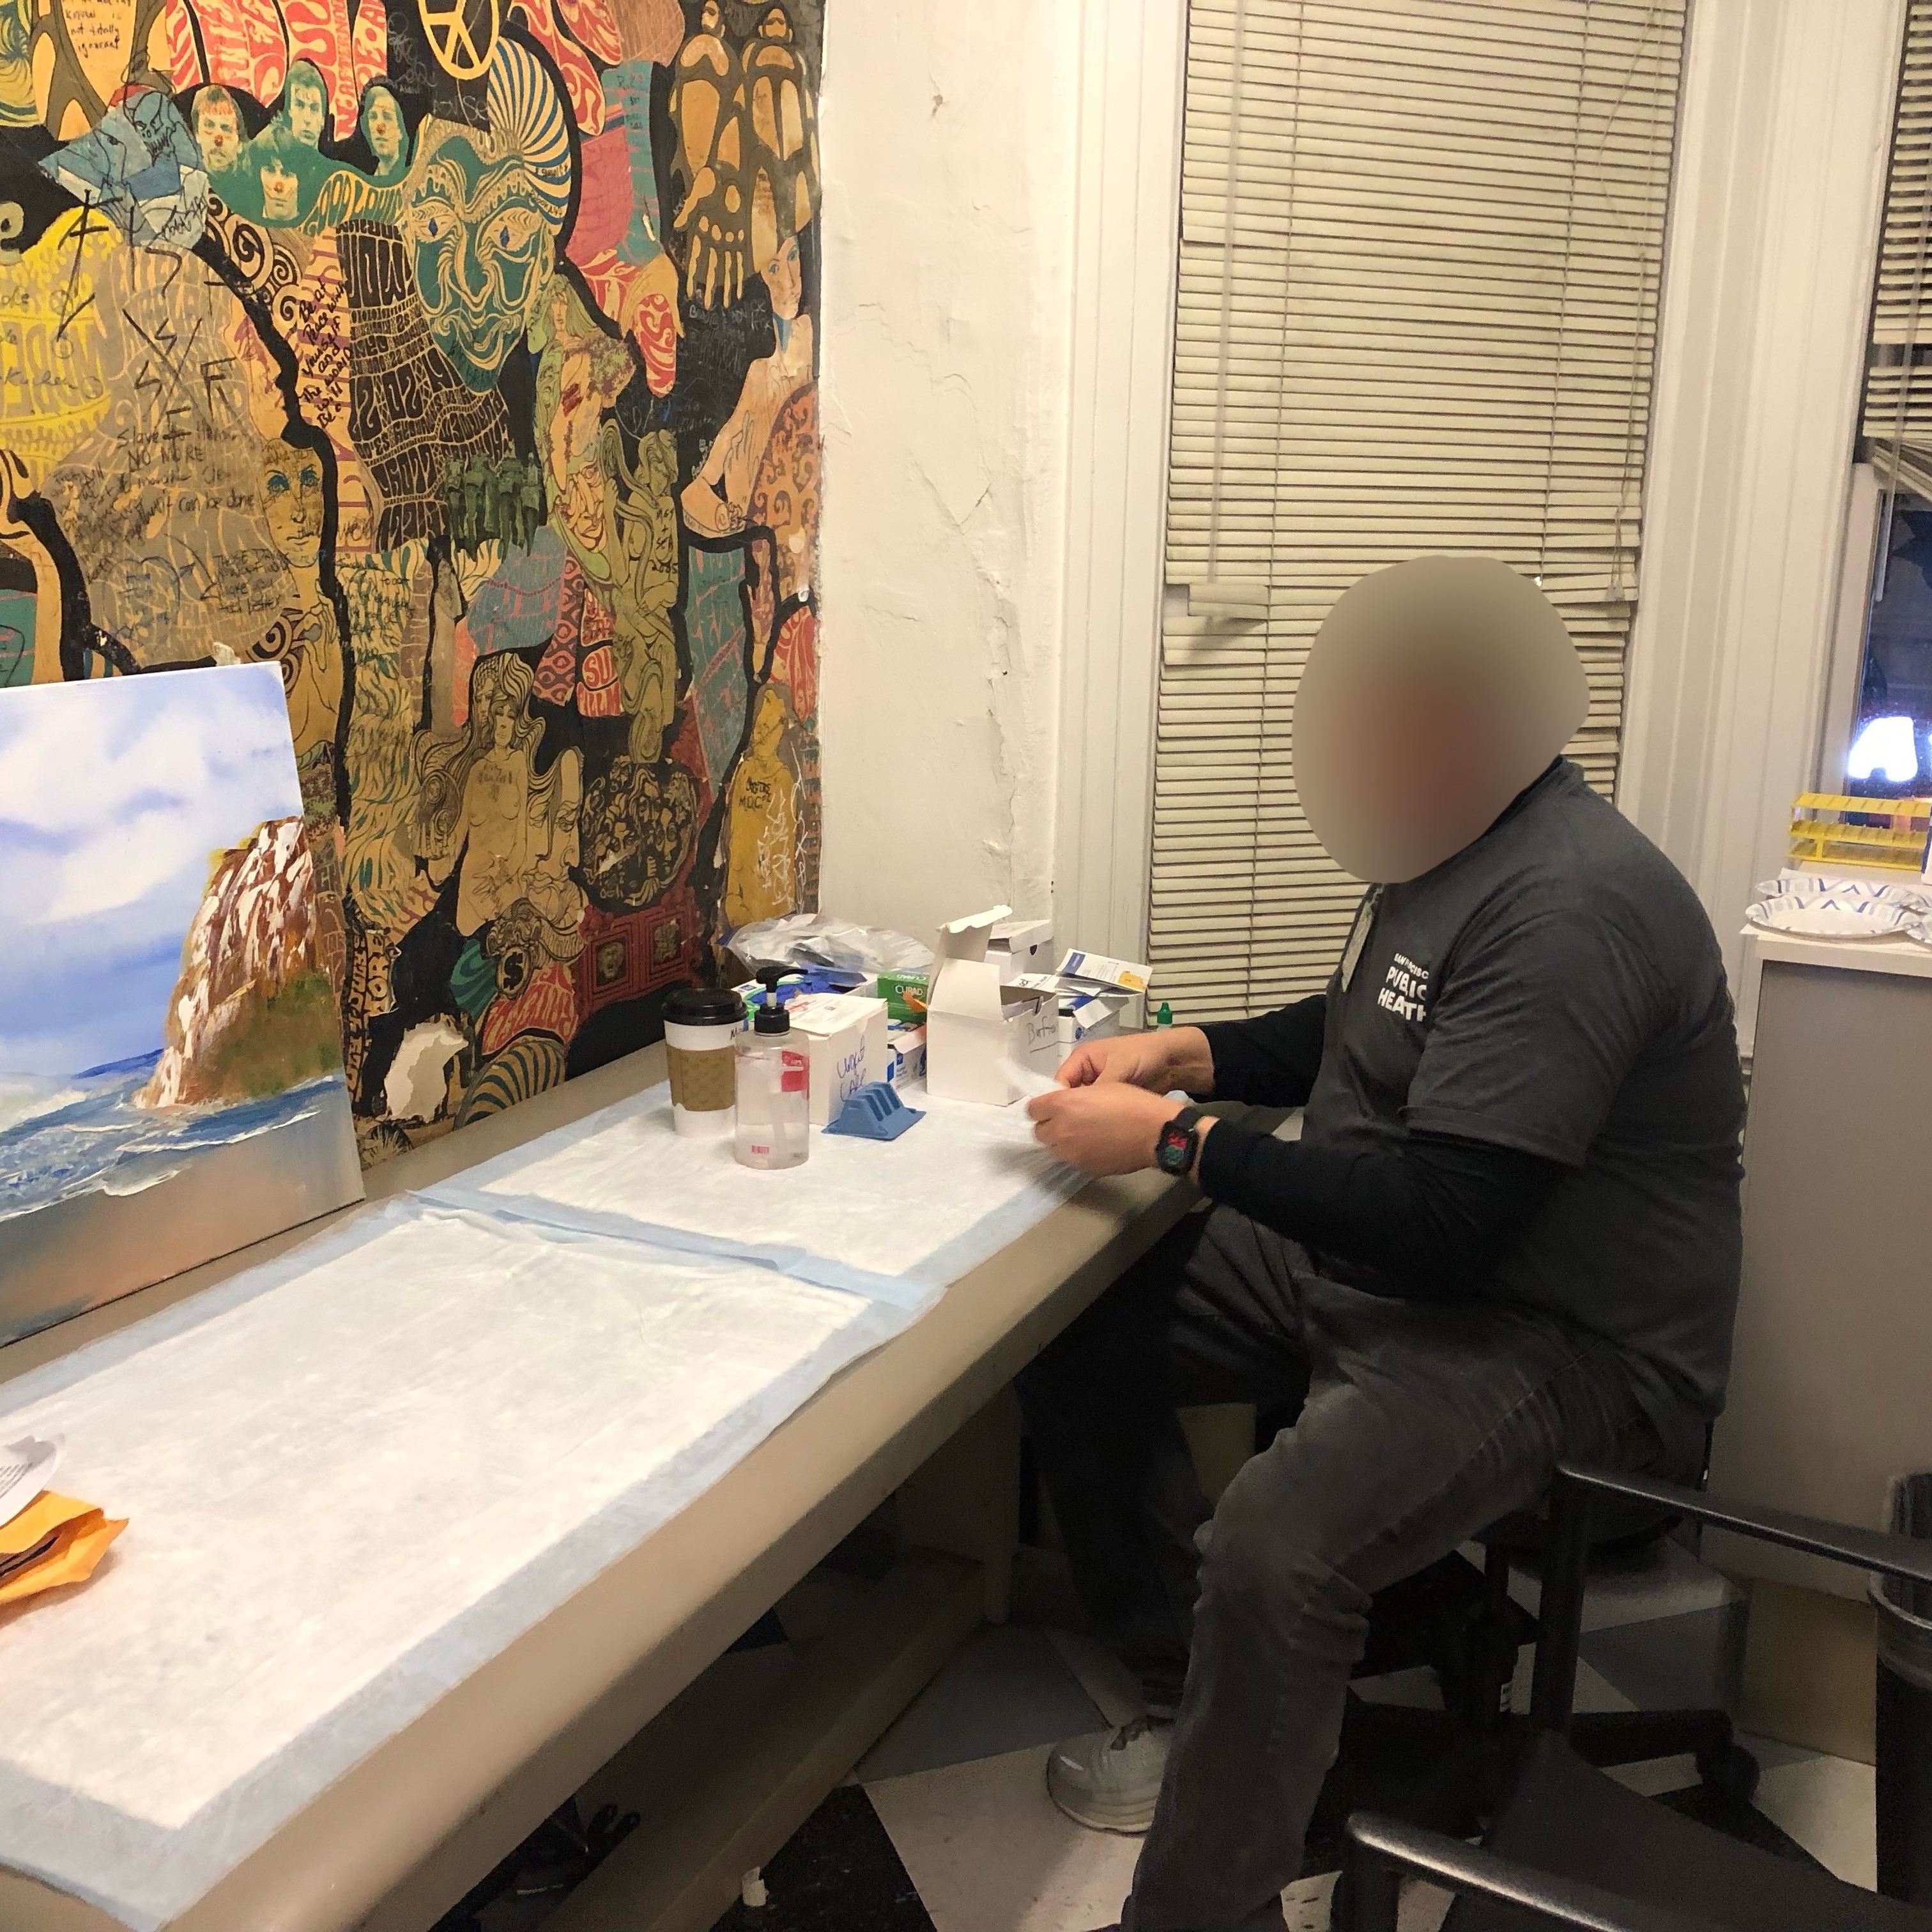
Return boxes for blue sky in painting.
[0,666,302,1077]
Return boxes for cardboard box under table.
[0,1041,1194,1932]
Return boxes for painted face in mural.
[261,446,324,571]
[751,686,785,758]
[194,89,242,174]
[402,128,562,392]
[259,155,299,222]
[1,8,820,1160]
[762,232,801,324]
[286,70,327,148]
[362,84,406,180]
[548,752,581,874]
[528,749,583,905]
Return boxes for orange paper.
[0,1491,126,1610]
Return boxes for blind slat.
[1150,0,1682,1018]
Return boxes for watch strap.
[1157,1105,1204,1173]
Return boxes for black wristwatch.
[1154,1105,1204,1177]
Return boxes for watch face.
[1156,1118,1193,1173]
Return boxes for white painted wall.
[815,1,1080,949]
[815,0,1903,1024]
[1618,0,1904,1050]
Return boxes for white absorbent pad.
[0,1199,901,1931]
[422,1079,1087,1308]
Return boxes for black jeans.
[1015,1204,1705,1932]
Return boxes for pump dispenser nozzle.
[753,967,793,1034]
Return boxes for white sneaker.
[1045,1715,1172,1834]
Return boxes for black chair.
[1335,1463,1932,1932]
[1342,1805,1726,1932]
[1333,1438,1757,1851]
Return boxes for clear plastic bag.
[727,913,934,976]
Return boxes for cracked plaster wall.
[816,0,1079,947]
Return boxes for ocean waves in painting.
[0,1057,342,1225]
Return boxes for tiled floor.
[712,1528,1876,1932]
[445,1528,1882,1932]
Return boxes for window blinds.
[1149,0,1686,1020]
[1862,3,1932,511]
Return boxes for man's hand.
[1027,1084,1197,1176]
[1055,1023,1215,1094]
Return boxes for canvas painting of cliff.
[0,663,363,1346]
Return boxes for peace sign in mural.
[417,0,497,82]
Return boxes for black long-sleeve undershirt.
[1199,997,1330,1108]
[1192,995,1567,1299]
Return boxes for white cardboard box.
[925,906,1060,1105]
[1059,988,1129,1046]
[986,916,1055,971]
[785,992,889,1126]
[885,1020,926,1085]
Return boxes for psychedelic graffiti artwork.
[0,0,823,1161]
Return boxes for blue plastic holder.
[824,1082,924,1141]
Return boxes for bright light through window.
[1848,714,1922,784]
[1843,495,1932,795]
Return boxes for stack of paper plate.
[1747,874,1932,943]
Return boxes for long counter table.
[0,1041,1193,1932]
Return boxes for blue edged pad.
[824,1082,924,1140]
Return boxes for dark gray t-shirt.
[1304,759,1745,1420]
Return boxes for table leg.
[897,1386,1023,1624]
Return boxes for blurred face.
[1321,655,1507,872]
[1291,557,1588,884]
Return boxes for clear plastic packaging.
[728,913,934,977]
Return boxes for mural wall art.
[0,0,823,1162]
[0,663,362,1343]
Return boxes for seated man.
[1020,556,1745,1932]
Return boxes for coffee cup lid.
[663,987,746,1027]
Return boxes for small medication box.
[885,1020,927,1085]
[785,992,890,1127]
[926,906,1059,1106]
[877,972,930,1022]
[1059,988,1130,1046]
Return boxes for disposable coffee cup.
[663,988,744,1138]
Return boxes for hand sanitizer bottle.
[735,972,810,1169]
